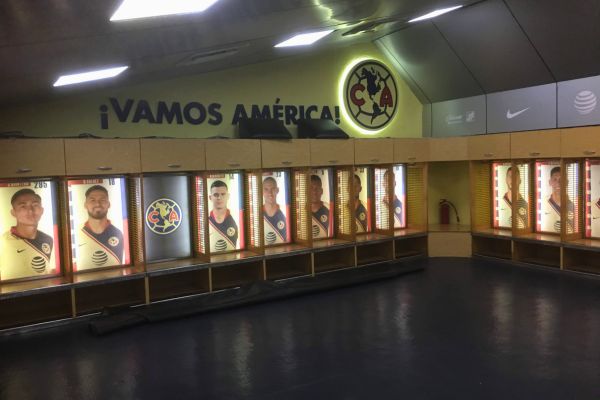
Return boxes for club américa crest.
[344,60,397,130]
[145,198,182,235]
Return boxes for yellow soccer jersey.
[75,223,124,271]
[0,229,56,280]
[542,197,561,233]
[312,205,330,239]
[498,194,512,228]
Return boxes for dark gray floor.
[1,258,599,399]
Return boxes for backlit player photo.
[354,167,372,234]
[262,171,291,246]
[586,160,600,238]
[310,169,334,239]
[207,173,245,253]
[391,165,406,229]
[536,162,572,233]
[493,163,511,228]
[0,181,60,281]
[68,178,130,271]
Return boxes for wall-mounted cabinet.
[309,139,354,166]
[394,138,429,163]
[468,134,510,160]
[141,139,205,172]
[261,139,310,168]
[65,139,141,175]
[511,130,561,159]
[561,127,600,158]
[0,139,66,177]
[429,137,468,162]
[205,139,261,170]
[354,138,394,165]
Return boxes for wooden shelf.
[513,233,562,246]
[209,251,262,265]
[357,241,394,266]
[74,278,146,315]
[149,269,210,301]
[355,233,391,245]
[314,247,355,273]
[265,253,312,281]
[264,244,311,259]
[312,238,354,251]
[395,236,428,258]
[211,261,263,291]
[72,265,146,286]
[393,228,427,238]
[513,240,560,268]
[472,228,513,239]
[0,290,72,330]
[145,258,210,275]
[472,235,512,260]
[0,276,71,299]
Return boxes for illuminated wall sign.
[99,98,340,130]
[341,59,398,134]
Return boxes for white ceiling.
[0,0,479,107]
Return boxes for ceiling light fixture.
[110,0,220,21]
[53,66,128,87]
[408,5,462,23]
[274,29,334,47]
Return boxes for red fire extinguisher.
[439,199,460,225]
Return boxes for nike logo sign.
[506,108,530,119]
[17,249,25,253]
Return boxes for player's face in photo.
[85,190,110,220]
[11,193,44,228]
[210,186,229,210]
[354,176,362,200]
[310,179,323,203]
[263,179,279,206]
[549,171,561,194]
[506,168,513,191]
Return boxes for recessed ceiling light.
[110,0,220,21]
[53,66,128,87]
[274,30,334,47]
[408,5,463,23]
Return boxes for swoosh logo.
[17,249,25,253]
[506,107,530,119]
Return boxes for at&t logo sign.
[145,198,182,235]
[343,60,397,131]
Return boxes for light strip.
[274,30,334,47]
[53,66,128,87]
[408,6,463,23]
[110,0,220,21]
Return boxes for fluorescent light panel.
[275,29,334,47]
[408,5,462,23]
[53,66,128,87]
[110,0,219,21]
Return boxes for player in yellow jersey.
[0,189,55,280]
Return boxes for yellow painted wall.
[0,43,422,139]
[428,161,471,226]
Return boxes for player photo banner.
[584,160,600,238]
[262,171,291,246]
[353,167,372,234]
[310,168,334,239]
[0,180,60,281]
[493,163,512,229]
[143,175,192,262]
[392,165,407,229]
[68,177,130,271]
[536,161,564,233]
[206,172,245,253]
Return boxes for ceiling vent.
[177,43,248,66]
[343,20,390,36]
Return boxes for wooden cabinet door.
[561,127,600,158]
[205,139,261,170]
[309,139,354,166]
[354,139,394,165]
[511,130,561,159]
[394,138,429,163]
[141,139,205,172]
[429,137,469,161]
[468,134,510,160]
[261,140,310,168]
[65,139,141,175]
[0,139,66,178]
